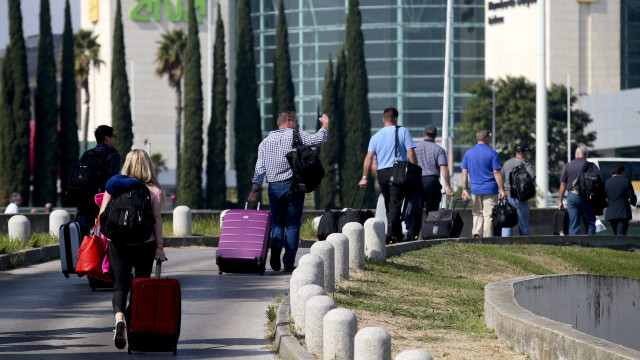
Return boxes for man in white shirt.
[4,193,22,213]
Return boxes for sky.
[0,0,80,50]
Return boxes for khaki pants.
[471,194,498,237]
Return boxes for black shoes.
[270,245,282,271]
[283,266,296,273]
[113,320,126,349]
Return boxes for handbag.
[390,126,421,187]
[75,222,113,282]
[492,199,518,228]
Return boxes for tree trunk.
[175,82,182,189]
[82,83,90,153]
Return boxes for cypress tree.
[274,0,295,114]
[59,0,79,206]
[178,0,204,208]
[111,0,133,157]
[270,57,278,130]
[0,0,32,204]
[206,4,228,209]
[343,0,374,208]
[33,0,59,206]
[234,0,261,198]
[315,55,338,209]
[334,48,347,207]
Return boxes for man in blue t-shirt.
[461,130,506,237]
[359,108,417,243]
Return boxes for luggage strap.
[349,184,368,211]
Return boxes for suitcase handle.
[349,184,368,211]
[442,195,469,210]
[244,202,261,210]
[155,259,162,278]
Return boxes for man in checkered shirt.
[248,111,329,272]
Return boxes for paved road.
[0,247,309,359]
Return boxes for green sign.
[130,0,206,23]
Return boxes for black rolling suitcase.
[421,197,468,239]
[336,184,374,233]
[553,210,569,235]
[60,220,83,278]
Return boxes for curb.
[274,295,314,360]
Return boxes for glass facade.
[621,0,640,90]
[251,0,484,162]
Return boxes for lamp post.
[491,83,496,148]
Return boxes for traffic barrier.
[354,326,391,360]
[327,233,349,280]
[8,215,30,244]
[304,295,337,356]
[290,267,322,326]
[310,241,335,292]
[49,210,70,237]
[364,217,386,262]
[395,349,434,360]
[323,308,358,360]
[342,222,364,270]
[173,206,192,236]
[295,284,325,333]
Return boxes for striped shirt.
[252,128,328,185]
[415,139,448,176]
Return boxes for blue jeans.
[268,181,305,269]
[501,197,531,237]
[567,193,596,235]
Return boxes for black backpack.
[99,183,155,245]
[65,152,109,207]
[286,129,325,193]
[576,161,607,211]
[509,162,535,201]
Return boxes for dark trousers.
[378,168,411,241]
[108,241,156,314]
[421,175,442,216]
[609,219,629,236]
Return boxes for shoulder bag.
[389,126,422,187]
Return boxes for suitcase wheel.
[218,270,223,275]
[173,343,177,355]
[128,346,131,354]
[63,273,69,279]
[255,257,263,267]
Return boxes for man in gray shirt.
[501,144,535,236]
[415,124,452,214]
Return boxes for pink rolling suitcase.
[216,203,271,275]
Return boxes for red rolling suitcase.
[216,202,271,275]
[127,260,181,355]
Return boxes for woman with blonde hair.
[98,149,166,349]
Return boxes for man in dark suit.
[604,164,637,235]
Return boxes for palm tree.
[73,29,104,153]
[155,28,186,184]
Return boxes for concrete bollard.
[323,308,358,360]
[8,215,30,244]
[219,209,229,229]
[173,206,192,236]
[395,350,434,360]
[310,241,335,292]
[313,215,322,232]
[342,222,365,270]
[289,267,322,326]
[295,284,325,333]
[354,327,392,360]
[327,233,349,281]
[305,295,337,356]
[49,210,70,237]
[364,217,386,262]
[298,253,324,290]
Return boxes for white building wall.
[80,0,235,186]
[486,0,620,94]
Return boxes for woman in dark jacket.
[604,164,637,235]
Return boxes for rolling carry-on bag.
[336,184,375,233]
[127,260,181,355]
[216,202,271,275]
[421,197,468,239]
[553,210,569,235]
[60,220,83,278]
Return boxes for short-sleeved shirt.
[415,139,447,176]
[79,143,121,184]
[367,126,416,170]
[560,158,599,192]
[461,144,502,194]
[502,157,535,194]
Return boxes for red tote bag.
[75,222,113,282]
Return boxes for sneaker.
[270,245,281,271]
[283,266,297,273]
[113,320,126,349]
